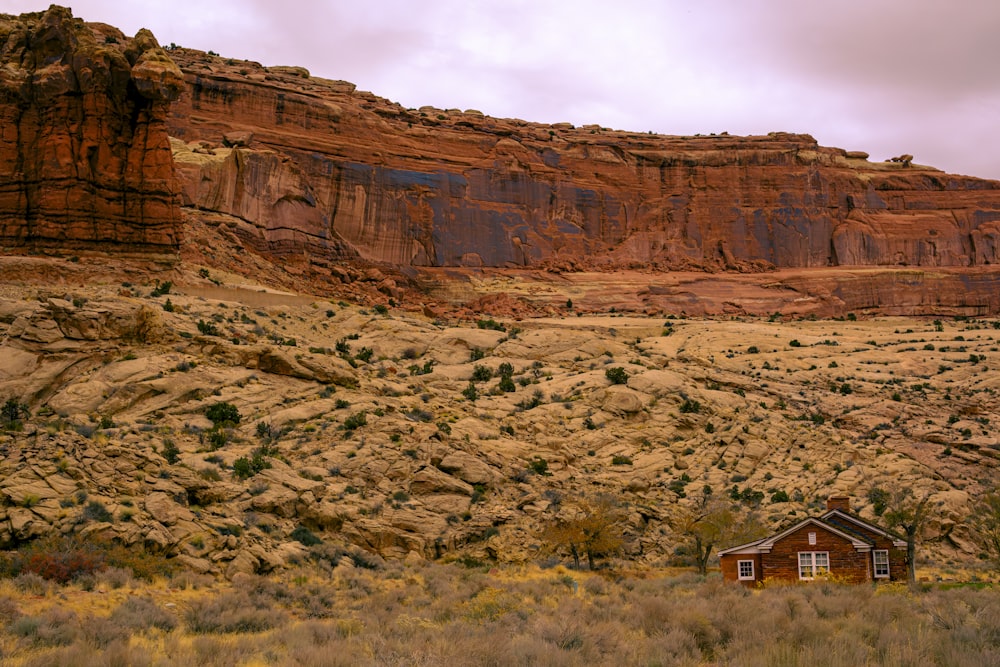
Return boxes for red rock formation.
[0,6,182,253]
[6,8,1000,315]
[165,50,1000,278]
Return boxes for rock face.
[6,7,1000,316]
[0,6,182,253]
[165,50,1000,277]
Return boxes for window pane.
[816,553,829,574]
[799,553,813,579]
[874,550,889,576]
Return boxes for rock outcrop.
[164,50,1000,278]
[0,6,182,253]
[5,5,1000,317]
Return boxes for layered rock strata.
[165,50,1000,276]
[0,6,182,253]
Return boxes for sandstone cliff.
[165,50,1000,277]
[0,6,182,253]
[5,6,1000,317]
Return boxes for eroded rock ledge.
[0,6,182,253]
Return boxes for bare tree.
[674,486,765,575]
[870,486,935,583]
[540,494,626,570]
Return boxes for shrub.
[497,362,514,377]
[529,458,549,475]
[611,455,633,465]
[477,318,506,332]
[206,401,241,426]
[2,397,28,429]
[291,525,322,546]
[770,490,790,503]
[82,500,113,523]
[110,596,178,632]
[256,422,274,441]
[207,428,229,450]
[605,367,629,384]
[233,450,272,479]
[472,365,493,382]
[10,607,79,647]
[0,536,103,583]
[185,591,285,633]
[196,319,219,336]
[680,398,701,414]
[343,411,368,431]
[161,439,180,464]
[516,389,544,411]
[789,339,802,347]
[462,382,479,401]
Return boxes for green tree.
[462,382,479,402]
[472,365,493,382]
[541,495,626,570]
[205,402,241,427]
[2,397,28,430]
[605,367,629,385]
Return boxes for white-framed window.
[738,559,755,581]
[798,552,830,580]
[808,532,817,545]
[873,550,890,578]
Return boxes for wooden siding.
[761,524,871,583]
[823,515,908,581]
[720,553,762,587]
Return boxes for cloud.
[7,0,1000,178]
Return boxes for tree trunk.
[569,544,580,570]
[906,529,917,583]
[695,536,711,576]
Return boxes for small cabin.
[718,497,907,585]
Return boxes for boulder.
[437,451,496,487]
[409,467,474,496]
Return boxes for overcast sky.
[11,1,1000,179]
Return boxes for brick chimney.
[826,496,850,512]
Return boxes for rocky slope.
[0,264,995,575]
[1,8,999,577]
[0,6,182,254]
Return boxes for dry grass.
[0,563,998,666]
